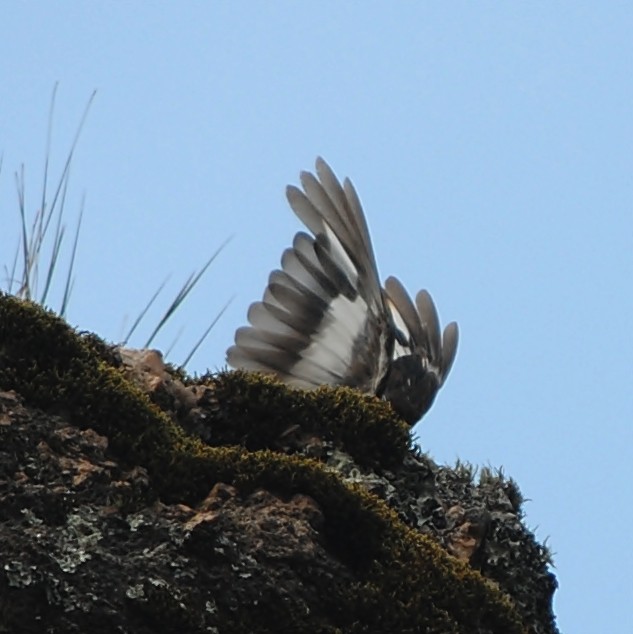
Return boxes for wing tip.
[440,321,459,383]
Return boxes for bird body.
[227,158,458,424]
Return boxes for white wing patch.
[386,297,412,360]
[293,292,369,383]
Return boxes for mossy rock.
[0,293,525,633]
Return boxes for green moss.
[202,369,411,470]
[0,293,525,633]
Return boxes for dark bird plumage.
[226,158,458,424]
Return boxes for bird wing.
[376,276,459,423]
[383,276,459,387]
[226,157,393,393]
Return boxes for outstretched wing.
[226,157,393,394]
[380,276,459,422]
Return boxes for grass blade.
[180,294,234,368]
[144,235,232,348]
[60,195,84,317]
[122,275,170,345]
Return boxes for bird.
[226,157,458,424]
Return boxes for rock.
[0,294,558,633]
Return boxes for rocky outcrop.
[0,294,558,633]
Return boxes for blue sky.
[1,3,631,631]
